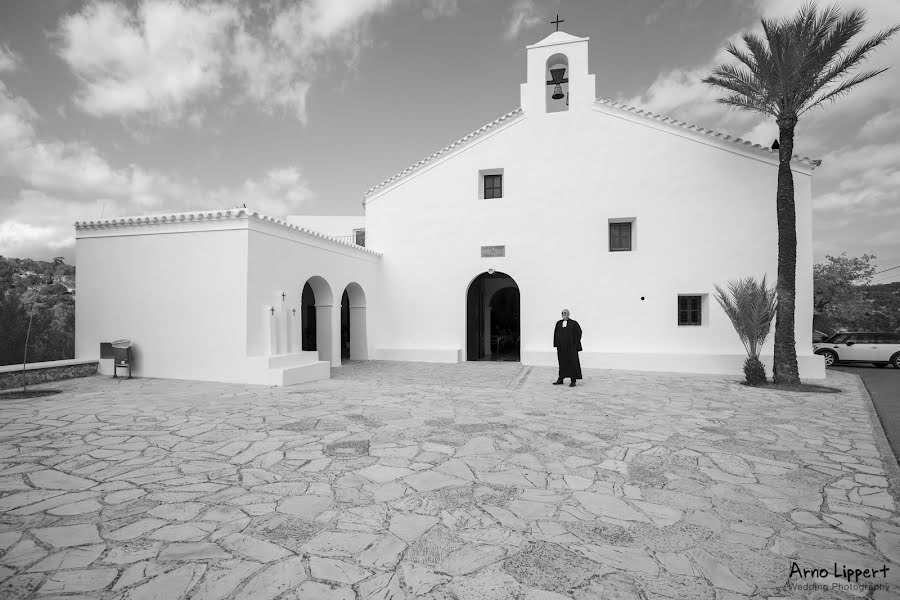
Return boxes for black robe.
[553,319,583,380]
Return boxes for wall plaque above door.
[481,245,505,257]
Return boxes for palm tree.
[714,276,778,386]
[52,257,65,285]
[703,3,897,385]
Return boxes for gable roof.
[364,108,524,197]
[363,98,821,200]
[593,98,822,170]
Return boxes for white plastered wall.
[75,227,249,383]
[364,70,822,378]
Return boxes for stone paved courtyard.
[1,362,899,599]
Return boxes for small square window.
[609,222,632,251]
[353,228,366,247]
[484,174,503,199]
[678,295,702,326]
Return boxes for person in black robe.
[553,308,582,387]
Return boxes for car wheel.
[891,353,900,369]
[874,363,888,368]
[819,350,837,367]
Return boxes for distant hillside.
[0,256,76,366]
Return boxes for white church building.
[74,31,825,384]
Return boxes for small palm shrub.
[714,276,777,386]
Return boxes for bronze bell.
[550,67,566,100]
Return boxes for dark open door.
[466,276,484,360]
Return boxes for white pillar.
[349,305,368,360]
[288,304,301,353]
[316,304,336,366]
[263,306,277,356]
[272,291,288,354]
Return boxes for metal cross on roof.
[551,14,564,32]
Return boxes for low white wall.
[375,348,462,363]
[0,358,98,373]
[523,348,826,380]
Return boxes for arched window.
[546,53,569,113]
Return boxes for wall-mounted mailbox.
[111,339,132,379]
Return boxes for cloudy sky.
[0,0,897,282]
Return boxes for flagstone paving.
[1,361,899,599]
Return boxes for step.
[266,352,320,369]
[270,361,331,386]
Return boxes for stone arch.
[340,282,368,361]
[300,275,334,363]
[546,52,569,113]
[466,271,520,361]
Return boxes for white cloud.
[0,81,130,196]
[0,190,85,260]
[0,44,22,73]
[214,167,316,217]
[505,0,542,41]
[271,0,394,56]
[55,0,452,124]
[645,0,707,26]
[813,140,900,213]
[57,1,239,122]
[0,79,200,213]
[860,107,900,140]
[230,25,312,123]
[423,0,459,21]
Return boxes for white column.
[349,305,368,360]
[288,304,301,353]
[316,304,336,366]
[272,291,288,354]
[263,306,277,356]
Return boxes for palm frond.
[805,67,892,112]
[801,24,900,112]
[714,276,777,359]
[714,93,775,116]
[705,2,898,120]
[800,7,864,82]
[704,63,760,98]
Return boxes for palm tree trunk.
[22,308,34,392]
[774,115,800,385]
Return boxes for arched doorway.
[300,276,334,363]
[466,272,520,361]
[340,282,367,362]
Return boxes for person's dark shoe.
[569,380,576,387]
[553,379,564,385]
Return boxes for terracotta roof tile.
[74,209,381,256]
[363,99,821,199]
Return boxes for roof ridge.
[594,97,822,168]
[364,107,524,197]
[74,208,382,256]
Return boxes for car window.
[830,334,849,344]
[875,334,900,344]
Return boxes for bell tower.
[520,30,595,115]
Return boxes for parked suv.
[813,332,900,368]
